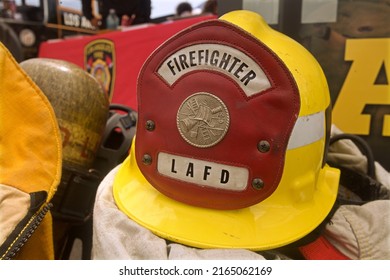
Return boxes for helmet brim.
[113,143,340,250]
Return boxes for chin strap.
[298,133,388,260]
[327,133,389,204]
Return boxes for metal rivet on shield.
[257,140,270,153]
[252,178,265,190]
[142,154,152,165]
[145,120,155,131]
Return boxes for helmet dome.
[20,58,109,173]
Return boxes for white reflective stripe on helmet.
[288,111,325,150]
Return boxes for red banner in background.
[39,15,216,110]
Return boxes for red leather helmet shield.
[135,19,300,210]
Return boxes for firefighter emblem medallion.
[177,92,229,148]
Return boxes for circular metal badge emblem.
[177,92,230,148]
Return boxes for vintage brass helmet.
[20,58,109,174]
[20,58,109,223]
[113,10,340,250]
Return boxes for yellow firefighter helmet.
[113,10,340,250]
